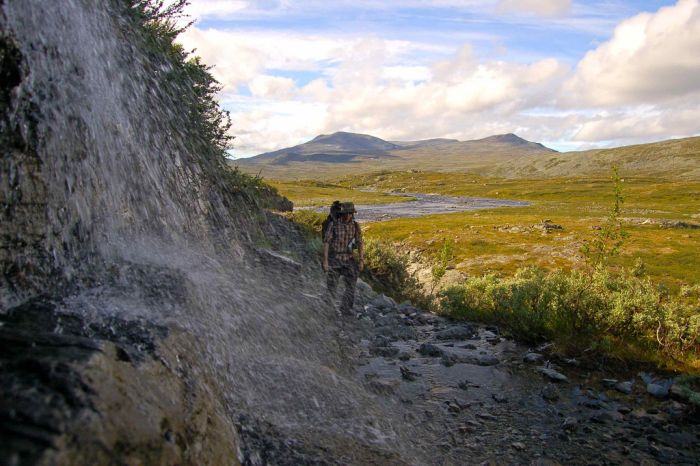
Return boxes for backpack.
[322,201,341,241]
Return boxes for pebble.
[601,379,618,388]
[435,325,477,341]
[523,352,544,363]
[477,413,498,421]
[492,394,508,403]
[538,367,568,383]
[615,381,634,394]
[561,417,578,432]
[441,353,459,367]
[476,355,500,366]
[647,383,669,399]
[541,383,560,401]
[511,442,526,451]
[417,343,444,357]
[400,366,420,381]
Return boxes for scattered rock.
[614,381,634,395]
[435,325,477,341]
[561,418,578,432]
[417,343,444,357]
[368,379,398,395]
[601,379,618,388]
[477,413,497,421]
[660,220,700,230]
[590,410,623,424]
[397,352,412,361]
[538,367,568,383]
[523,352,544,363]
[492,394,508,404]
[458,380,480,390]
[460,343,478,350]
[441,353,460,367]
[647,383,670,399]
[369,345,400,358]
[446,401,462,414]
[375,325,417,341]
[400,366,420,381]
[370,294,397,310]
[541,383,560,401]
[476,355,500,366]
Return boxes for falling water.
[1,0,424,463]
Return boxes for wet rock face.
[0,32,48,306]
[0,299,240,466]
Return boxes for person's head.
[339,202,356,220]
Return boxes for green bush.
[287,209,326,236]
[361,240,429,307]
[223,167,292,211]
[438,265,700,364]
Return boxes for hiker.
[322,202,364,315]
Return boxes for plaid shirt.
[324,218,362,257]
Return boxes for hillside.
[237,132,700,181]
[235,131,555,179]
[486,136,700,179]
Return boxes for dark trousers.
[327,255,359,314]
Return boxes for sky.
[173,0,700,157]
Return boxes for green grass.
[275,171,700,290]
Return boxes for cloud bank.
[176,0,700,155]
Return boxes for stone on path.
[435,325,477,341]
[538,367,568,383]
[400,366,420,381]
[541,383,560,401]
[523,352,544,363]
[615,381,634,395]
[418,343,444,357]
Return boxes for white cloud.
[183,0,248,20]
[248,75,296,98]
[497,0,572,17]
[176,1,700,155]
[564,0,700,106]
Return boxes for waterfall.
[1,1,422,463]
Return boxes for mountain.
[235,131,555,179]
[243,131,400,165]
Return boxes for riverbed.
[353,192,529,222]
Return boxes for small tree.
[431,238,454,295]
[582,166,628,268]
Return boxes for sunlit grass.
[276,171,700,290]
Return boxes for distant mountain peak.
[477,133,529,145]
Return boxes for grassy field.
[274,170,700,290]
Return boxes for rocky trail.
[327,284,700,465]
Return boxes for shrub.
[361,240,429,307]
[438,264,700,364]
[287,209,326,237]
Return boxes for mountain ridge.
[234,132,700,181]
[238,131,554,167]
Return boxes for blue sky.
[176,0,700,156]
